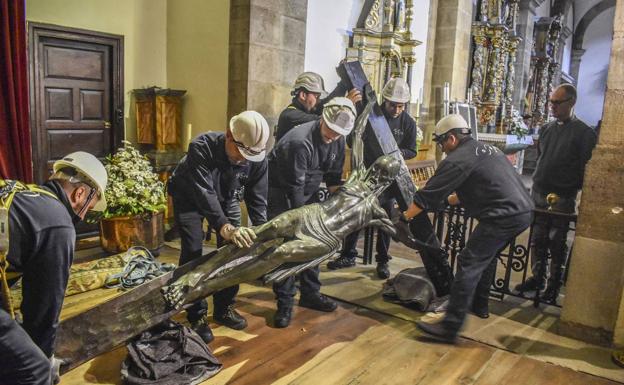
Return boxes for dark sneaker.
[540,286,560,304]
[299,293,337,312]
[416,320,458,344]
[470,305,490,319]
[514,276,545,292]
[376,262,390,279]
[214,305,247,330]
[327,255,356,270]
[190,316,214,344]
[274,304,293,328]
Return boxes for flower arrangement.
[102,141,166,219]
[508,109,529,139]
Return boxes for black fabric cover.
[382,267,436,312]
[121,321,222,385]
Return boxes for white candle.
[415,97,421,118]
[443,82,450,101]
[186,123,192,151]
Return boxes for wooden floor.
[59,280,619,385]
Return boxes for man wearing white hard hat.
[168,110,270,344]
[0,151,107,385]
[267,97,356,328]
[398,114,533,343]
[274,71,362,142]
[329,77,420,279]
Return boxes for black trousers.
[529,188,575,287]
[0,308,51,385]
[443,212,532,332]
[173,197,241,322]
[268,188,322,308]
[340,196,395,263]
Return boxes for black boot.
[327,255,356,270]
[214,305,248,330]
[376,262,390,279]
[299,293,337,312]
[274,304,293,328]
[190,316,214,344]
[514,276,546,292]
[416,320,458,344]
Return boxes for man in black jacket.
[328,77,419,278]
[275,71,361,142]
[0,151,107,385]
[515,84,597,302]
[268,97,356,328]
[410,114,534,343]
[169,110,270,344]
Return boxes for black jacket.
[268,120,345,209]
[413,137,534,221]
[7,180,76,357]
[533,117,597,197]
[169,132,268,229]
[354,109,418,167]
[275,81,349,142]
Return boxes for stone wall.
[422,0,472,157]
[228,0,307,148]
[560,0,624,347]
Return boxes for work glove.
[50,355,65,385]
[219,224,257,248]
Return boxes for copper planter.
[99,211,164,253]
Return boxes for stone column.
[228,0,307,149]
[569,48,586,84]
[513,0,545,109]
[560,0,624,347]
[554,25,572,84]
[423,0,473,146]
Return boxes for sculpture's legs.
[184,239,332,305]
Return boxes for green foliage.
[102,141,166,219]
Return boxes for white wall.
[304,0,430,102]
[575,7,615,126]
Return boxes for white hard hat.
[292,72,328,98]
[382,77,411,103]
[229,110,270,162]
[322,97,356,136]
[434,114,470,140]
[53,151,108,211]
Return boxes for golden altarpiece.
[524,16,562,130]
[346,0,421,106]
[469,0,521,133]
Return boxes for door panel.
[29,23,123,184]
[29,23,124,237]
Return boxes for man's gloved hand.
[50,355,65,384]
[219,224,257,248]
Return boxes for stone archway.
[570,0,616,80]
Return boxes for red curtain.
[0,0,32,182]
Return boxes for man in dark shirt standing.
[1,151,107,385]
[515,84,597,302]
[169,110,270,344]
[268,97,356,328]
[275,71,361,142]
[328,77,419,279]
[408,114,533,343]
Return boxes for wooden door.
[29,23,124,183]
